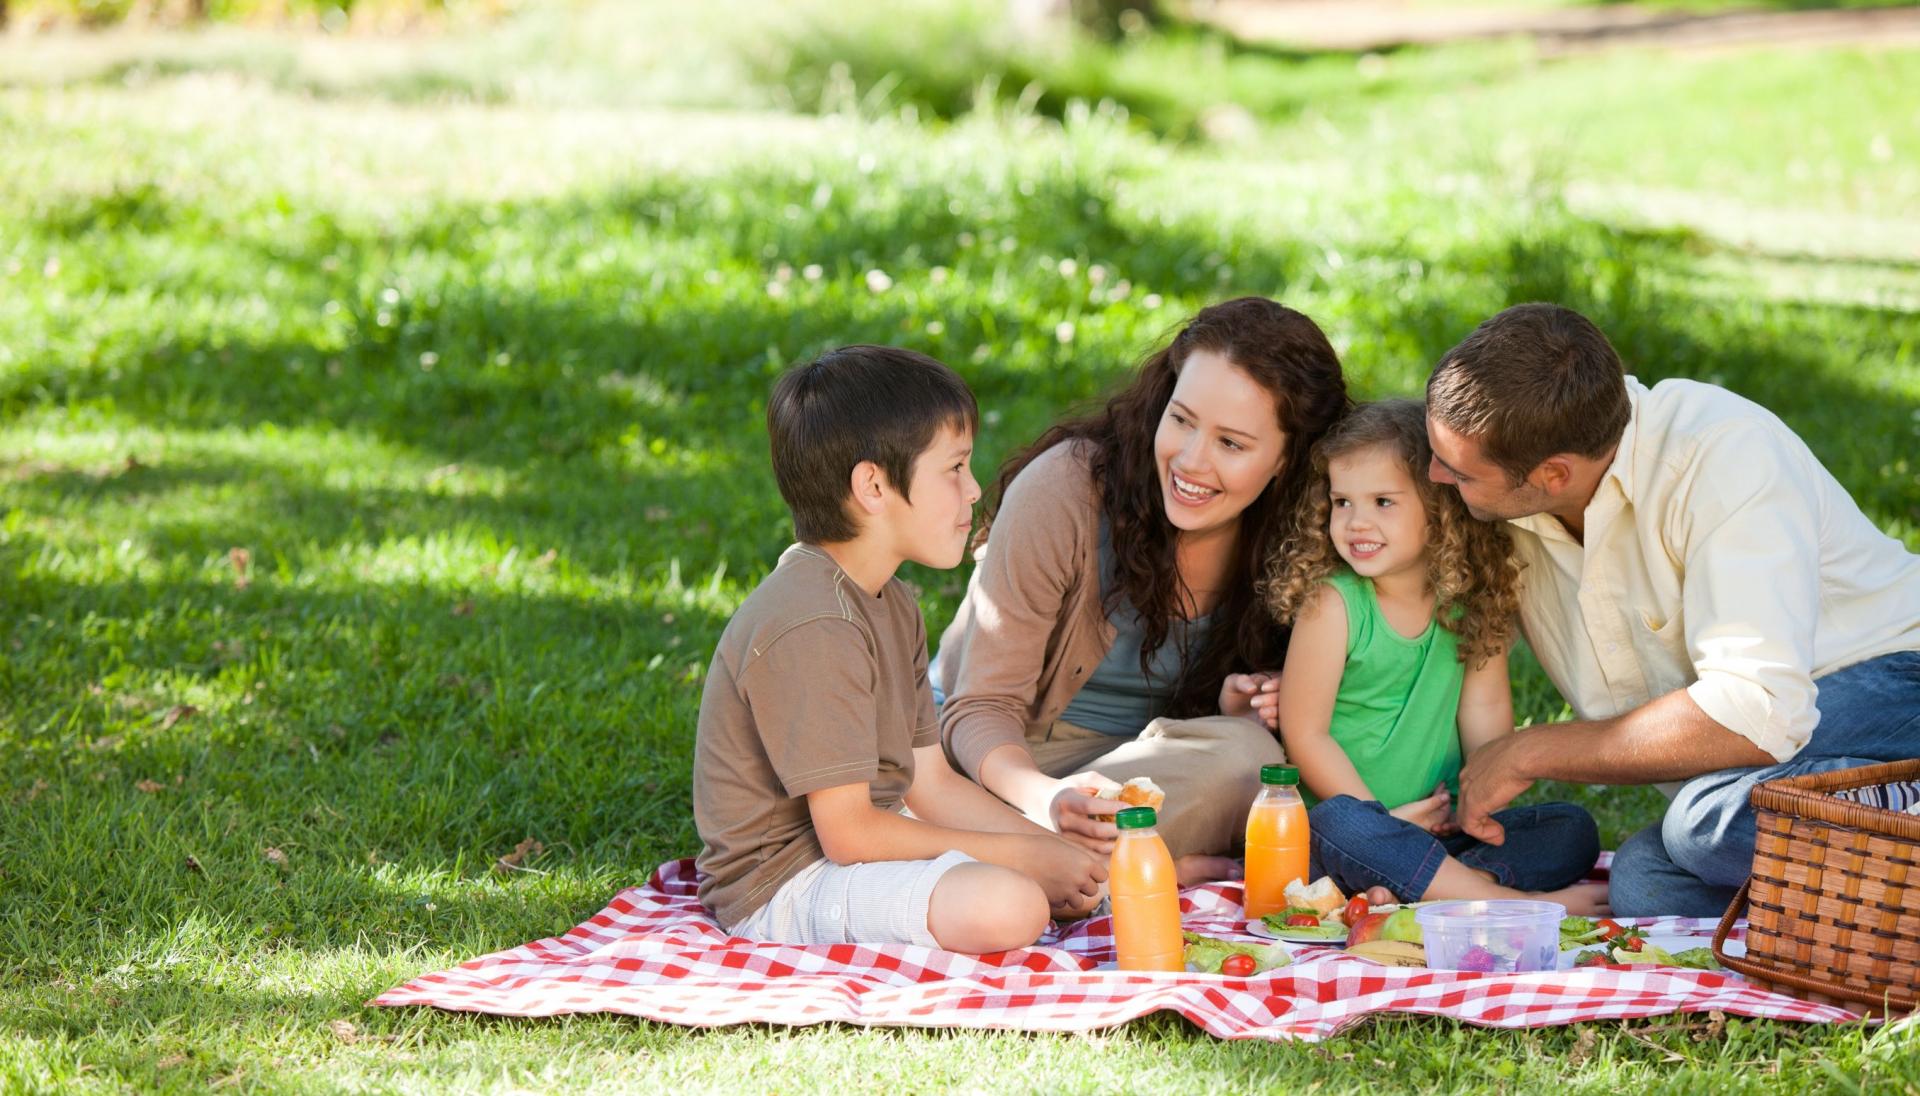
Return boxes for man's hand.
[1046,772,1123,855]
[1456,732,1538,845]
[1219,672,1280,727]
[1023,833,1107,918]
[1389,784,1459,836]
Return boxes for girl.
[934,297,1350,884]
[1252,399,1607,914]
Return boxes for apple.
[1344,907,1423,948]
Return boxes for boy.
[694,345,1106,952]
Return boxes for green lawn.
[2,2,1918,1091]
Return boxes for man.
[1422,303,1920,917]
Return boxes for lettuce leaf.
[1182,932,1292,973]
[1558,916,1601,948]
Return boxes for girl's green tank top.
[1310,569,1464,810]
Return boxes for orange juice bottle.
[1243,765,1310,919]
[1109,806,1183,972]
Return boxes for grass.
[2,1,1918,1091]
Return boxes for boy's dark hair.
[768,345,979,543]
[1425,303,1631,483]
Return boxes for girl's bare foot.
[1546,881,1611,917]
[1176,854,1241,886]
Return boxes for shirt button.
[1606,643,1619,653]
[829,905,843,920]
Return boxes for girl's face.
[1327,444,1431,584]
[1152,348,1289,539]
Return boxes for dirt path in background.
[1203,1,1920,55]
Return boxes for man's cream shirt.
[1507,376,1920,766]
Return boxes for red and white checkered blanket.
[371,858,1861,1039]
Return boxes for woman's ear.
[848,460,889,517]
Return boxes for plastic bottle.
[1109,806,1183,971]
[1243,764,1310,919]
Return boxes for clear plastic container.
[1414,899,1565,973]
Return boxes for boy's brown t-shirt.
[693,543,939,929]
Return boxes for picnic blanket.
[371,856,1863,1040]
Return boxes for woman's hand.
[1045,771,1123,855]
[1219,672,1280,727]
[1389,784,1459,836]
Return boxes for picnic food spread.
[1215,885,1730,974]
[1242,765,1310,919]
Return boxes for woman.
[935,296,1350,880]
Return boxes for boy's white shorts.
[730,849,974,948]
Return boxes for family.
[691,297,1920,953]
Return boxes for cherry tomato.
[1220,953,1257,977]
[1620,934,1645,952]
[1285,913,1321,927]
[1596,918,1626,941]
[1342,895,1371,926]
[1574,950,1609,968]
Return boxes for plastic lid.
[1260,765,1299,786]
[1115,806,1158,830]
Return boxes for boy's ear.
[847,459,889,518]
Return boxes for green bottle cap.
[1261,765,1299,786]
[1115,806,1158,830]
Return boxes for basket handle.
[1710,878,1749,963]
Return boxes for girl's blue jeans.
[1307,796,1601,902]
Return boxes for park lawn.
[2,3,1918,1091]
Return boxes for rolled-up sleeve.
[1673,425,1824,762]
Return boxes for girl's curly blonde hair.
[1262,399,1520,667]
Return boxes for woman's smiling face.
[1152,347,1288,538]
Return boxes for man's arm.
[1460,419,1825,843]
[1456,688,1773,844]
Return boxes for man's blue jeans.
[1308,796,1600,902]
[1609,650,1920,918]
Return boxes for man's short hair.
[767,345,979,543]
[1426,303,1631,482]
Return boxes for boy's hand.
[1024,834,1106,918]
[1047,772,1122,855]
[1219,672,1279,728]
[1389,784,1458,836]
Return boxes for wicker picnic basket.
[1711,759,1920,1017]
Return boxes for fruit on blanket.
[1344,907,1423,948]
[1344,940,1427,967]
[1458,944,1498,973]
[1342,894,1371,928]
[1221,953,1256,977]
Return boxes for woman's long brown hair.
[981,297,1350,716]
